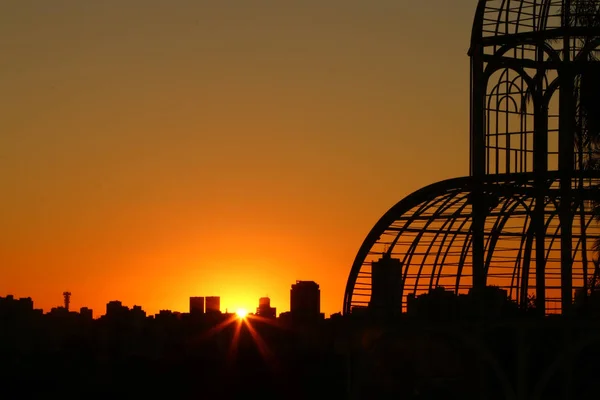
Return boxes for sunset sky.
[0,1,477,316]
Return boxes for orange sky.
[0,1,476,316]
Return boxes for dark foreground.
[3,308,600,399]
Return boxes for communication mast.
[63,291,72,311]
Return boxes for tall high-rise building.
[189,297,205,314]
[290,281,320,319]
[205,296,220,313]
[369,254,403,315]
[256,297,276,318]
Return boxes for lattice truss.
[344,0,600,315]
[344,174,600,314]
[478,0,600,176]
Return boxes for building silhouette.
[80,307,93,319]
[0,295,36,318]
[291,281,321,320]
[189,296,205,314]
[256,297,276,318]
[106,300,129,319]
[205,296,220,313]
[368,254,403,316]
[131,305,146,319]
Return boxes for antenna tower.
[63,291,71,311]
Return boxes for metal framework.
[344,0,600,315]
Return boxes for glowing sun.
[236,308,248,319]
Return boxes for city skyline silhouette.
[2,279,325,319]
[5,1,600,398]
[0,1,476,316]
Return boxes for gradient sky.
[0,1,477,316]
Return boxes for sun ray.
[243,318,279,371]
[226,318,243,365]
[188,314,237,346]
[246,313,273,324]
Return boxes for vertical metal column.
[559,64,575,315]
[534,48,549,314]
[470,45,487,299]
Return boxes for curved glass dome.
[343,173,600,315]
[342,0,600,316]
